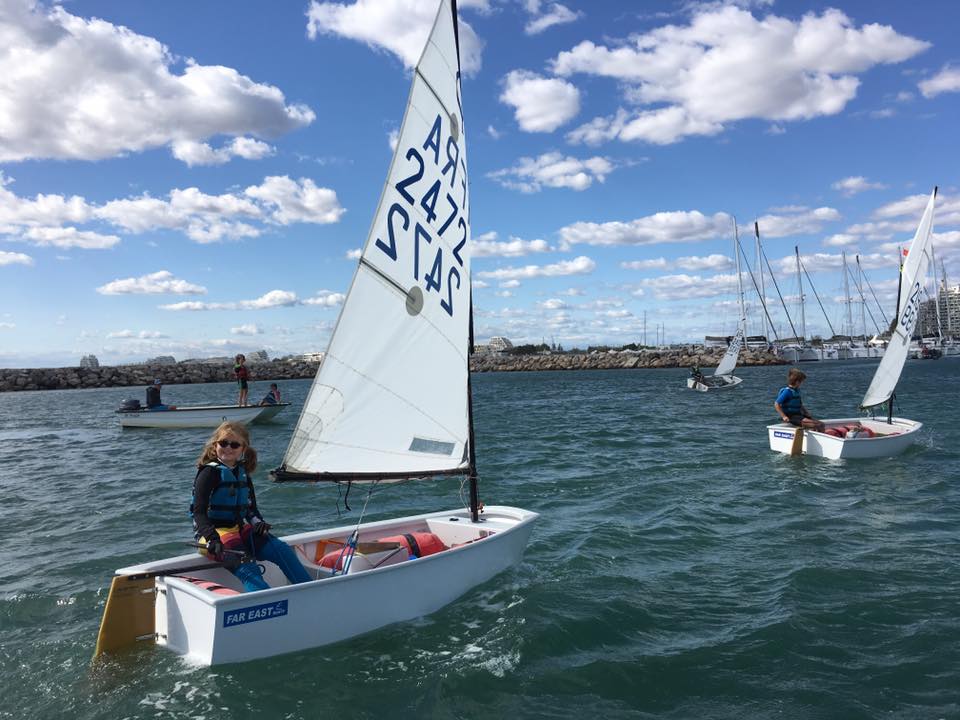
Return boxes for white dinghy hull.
[766,417,922,459]
[117,403,289,428]
[117,506,537,665]
[687,375,742,392]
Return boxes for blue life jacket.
[194,462,252,526]
[779,386,803,416]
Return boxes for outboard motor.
[118,398,141,413]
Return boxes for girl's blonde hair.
[196,421,258,474]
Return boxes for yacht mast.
[795,246,806,343]
[843,250,852,337]
[755,222,767,341]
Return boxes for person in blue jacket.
[774,368,825,432]
[191,421,311,592]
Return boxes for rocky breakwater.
[469,347,784,373]
[0,359,321,393]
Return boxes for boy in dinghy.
[774,368,826,432]
[191,422,311,591]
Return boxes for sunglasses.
[217,439,243,449]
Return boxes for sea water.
[1,360,958,719]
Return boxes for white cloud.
[823,233,858,247]
[0,322,15,329]
[0,1,314,163]
[621,258,669,270]
[302,290,345,307]
[172,137,275,167]
[919,64,960,98]
[487,125,501,140]
[476,255,595,280]
[96,270,207,295]
[244,176,346,225]
[675,254,733,271]
[555,6,928,145]
[560,210,732,247]
[500,70,580,132]
[230,324,263,335]
[525,3,581,35]
[832,176,887,196]
[488,152,614,192]
[306,0,483,75]
[755,207,841,237]
[472,232,551,257]
[641,272,738,300]
[538,298,569,310]
[160,289,299,311]
[346,248,362,260]
[0,250,33,266]
[388,129,399,152]
[107,329,168,339]
[771,251,892,274]
[499,279,521,289]
[22,226,119,249]
[0,172,93,225]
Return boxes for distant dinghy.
[116,403,289,428]
[768,187,936,459]
[688,222,746,392]
[95,0,536,666]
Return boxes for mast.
[735,221,746,327]
[843,251,852,337]
[758,233,800,341]
[943,260,954,337]
[799,255,836,338]
[466,289,480,522]
[755,222,768,341]
[795,246,806,343]
[857,255,866,339]
[931,242,943,343]
[892,246,904,336]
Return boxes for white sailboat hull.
[116,505,537,665]
[117,403,289,428]
[766,417,922,459]
[687,375,742,392]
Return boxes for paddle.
[790,426,804,456]
[93,559,228,658]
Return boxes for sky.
[1,0,959,367]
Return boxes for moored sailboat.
[95,0,537,665]
[768,187,937,459]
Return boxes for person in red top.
[234,354,249,406]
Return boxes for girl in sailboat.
[774,368,825,432]
[191,422,311,591]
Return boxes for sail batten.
[860,187,937,410]
[281,0,472,481]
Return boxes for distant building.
[487,336,513,353]
[300,351,325,362]
[79,354,99,368]
[938,283,960,336]
[918,297,938,337]
[248,350,270,363]
[147,355,177,366]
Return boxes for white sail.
[282,0,471,479]
[714,223,746,378]
[860,187,937,409]
[714,326,744,377]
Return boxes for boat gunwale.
[120,506,539,607]
[116,403,292,415]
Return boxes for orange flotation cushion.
[377,532,448,558]
[824,428,843,437]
